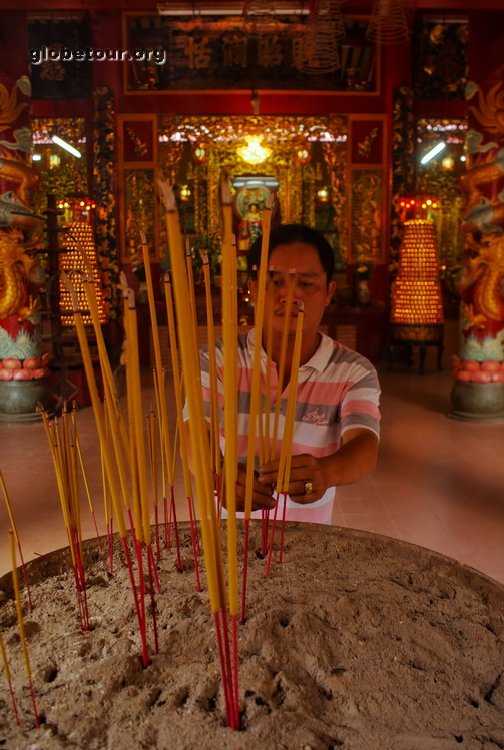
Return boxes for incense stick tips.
[126,288,136,310]
[219,174,232,206]
[157,176,176,212]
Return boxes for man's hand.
[257,454,328,504]
[256,429,379,504]
[233,464,277,512]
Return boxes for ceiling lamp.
[366,0,409,44]
[237,135,272,165]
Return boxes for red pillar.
[0,12,52,420]
[450,10,504,418]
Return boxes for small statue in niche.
[238,202,264,249]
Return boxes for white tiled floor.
[1,322,504,585]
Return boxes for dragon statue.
[0,227,39,321]
[451,73,504,403]
[0,74,49,414]
[456,232,504,329]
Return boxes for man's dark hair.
[247,223,335,283]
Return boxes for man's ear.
[326,280,336,305]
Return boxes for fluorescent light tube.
[52,135,82,158]
[420,142,446,165]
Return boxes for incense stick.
[0,471,33,610]
[9,530,39,728]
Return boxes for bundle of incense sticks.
[61,271,153,667]
[159,175,240,728]
[50,181,304,730]
[158,174,305,727]
[38,402,90,631]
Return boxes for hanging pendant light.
[366,0,410,44]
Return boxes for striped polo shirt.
[200,328,381,524]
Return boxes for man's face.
[250,242,336,339]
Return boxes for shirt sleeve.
[339,360,381,439]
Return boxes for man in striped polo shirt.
[201,223,381,524]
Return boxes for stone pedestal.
[450,381,504,421]
[0,378,53,422]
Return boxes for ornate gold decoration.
[321,139,347,260]
[469,81,504,138]
[350,170,382,262]
[0,82,27,134]
[124,169,156,261]
[158,114,348,249]
[126,126,148,159]
[357,126,379,158]
[0,228,37,319]
[457,232,504,329]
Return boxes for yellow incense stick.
[244,194,274,518]
[123,294,141,528]
[125,291,151,545]
[163,273,194,499]
[271,272,296,459]
[84,276,132,512]
[61,271,127,539]
[83,278,131,468]
[141,235,175,492]
[277,303,305,493]
[0,632,13,687]
[200,254,222,480]
[9,531,34,692]
[151,364,168,500]
[50,418,75,561]
[0,471,22,547]
[38,410,73,552]
[185,236,198,337]
[220,176,239,616]
[158,176,222,613]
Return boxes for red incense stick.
[240,518,251,623]
[120,535,150,668]
[169,485,183,573]
[163,495,169,548]
[147,548,159,655]
[186,495,202,591]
